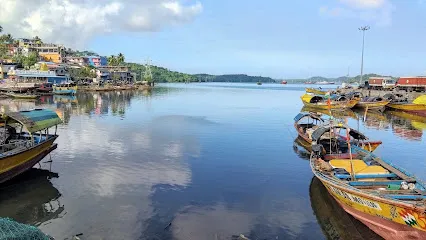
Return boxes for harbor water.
[1,83,426,240]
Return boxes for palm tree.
[107,55,116,66]
[117,53,125,64]
[0,25,3,33]
[33,36,42,44]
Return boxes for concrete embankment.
[337,88,424,101]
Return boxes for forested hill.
[194,74,274,83]
[126,62,275,83]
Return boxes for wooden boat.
[301,94,359,109]
[53,83,77,95]
[306,88,327,95]
[256,82,262,85]
[309,177,382,240]
[5,92,39,99]
[310,125,426,240]
[345,92,390,110]
[36,82,53,93]
[387,95,426,116]
[294,113,382,154]
[0,109,62,183]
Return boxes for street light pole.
[359,26,370,86]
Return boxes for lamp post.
[359,26,370,86]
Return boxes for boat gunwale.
[0,134,58,160]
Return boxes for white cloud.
[319,0,394,26]
[339,0,386,9]
[0,0,202,48]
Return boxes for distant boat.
[317,81,335,85]
[257,82,262,85]
[281,80,288,84]
[304,81,314,84]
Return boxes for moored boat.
[356,97,390,110]
[0,109,62,183]
[53,83,77,95]
[281,80,287,84]
[294,113,382,154]
[36,82,53,93]
[5,92,39,99]
[256,81,262,85]
[387,95,426,116]
[310,126,426,240]
[301,94,359,109]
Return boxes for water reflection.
[355,109,424,141]
[0,85,423,240]
[310,177,382,240]
[0,168,64,227]
[293,136,311,160]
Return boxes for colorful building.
[85,56,108,67]
[17,39,64,63]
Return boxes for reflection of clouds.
[56,114,203,197]
[172,204,254,240]
[172,198,314,239]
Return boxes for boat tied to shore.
[0,109,62,183]
[52,82,77,95]
[310,122,426,239]
[294,114,382,156]
[386,95,426,116]
[345,92,390,110]
[301,93,359,109]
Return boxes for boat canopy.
[345,91,363,99]
[413,95,426,105]
[294,112,323,123]
[311,123,368,142]
[2,109,62,133]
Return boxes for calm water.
[1,83,426,240]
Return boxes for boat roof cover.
[3,109,62,133]
[311,123,367,142]
[294,112,323,122]
[413,95,426,105]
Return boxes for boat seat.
[329,159,389,175]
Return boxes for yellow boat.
[0,109,62,183]
[387,95,426,116]
[310,126,426,240]
[309,177,382,240]
[306,88,327,95]
[301,94,359,109]
[356,100,390,110]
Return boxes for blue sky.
[3,0,426,79]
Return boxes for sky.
[1,0,426,79]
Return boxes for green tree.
[33,36,42,44]
[23,52,39,69]
[108,55,117,66]
[117,53,125,64]
[0,25,2,33]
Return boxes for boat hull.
[356,101,390,109]
[301,99,359,110]
[5,93,39,99]
[387,103,426,116]
[315,174,426,240]
[0,137,57,183]
[294,123,381,153]
[53,86,77,95]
